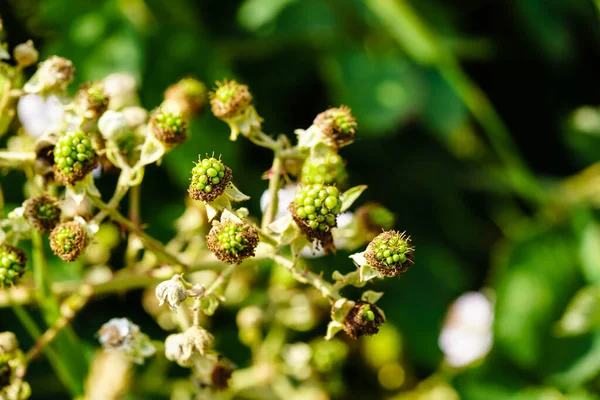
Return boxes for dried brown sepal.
[23,194,61,234]
[52,156,98,186]
[343,301,385,339]
[77,82,109,119]
[49,221,89,262]
[364,231,414,277]
[205,221,259,265]
[313,106,357,148]
[289,202,336,254]
[209,80,253,120]
[187,166,232,203]
[211,359,235,390]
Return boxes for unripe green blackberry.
[164,77,207,116]
[290,184,342,252]
[314,106,357,148]
[365,231,414,277]
[188,156,232,202]
[342,301,385,339]
[206,221,259,264]
[77,81,109,119]
[53,131,97,186]
[23,195,61,234]
[210,80,252,120]
[0,244,27,287]
[149,109,187,146]
[49,221,89,262]
[0,354,11,389]
[301,153,348,187]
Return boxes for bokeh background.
[3,0,600,399]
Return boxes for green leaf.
[556,284,600,337]
[340,185,367,213]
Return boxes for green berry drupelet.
[165,77,207,116]
[23,195,61,234]
[49,221,89,262]
[188,156,232,202]
[0,244,27,287]
[150,109,187,146]
[342,301,385,339]
[301,153,348,187]
[314,106,357,148]
[206,221,259,264]
[365,230,414,277]
[53,131,97,185]
[210,80,252,120]
[290,184,342,253]
[77,81,109,119]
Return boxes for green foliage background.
[3,0,600,399]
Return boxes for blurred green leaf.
[556,284,600,337]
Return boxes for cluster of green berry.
[0,244,26,287]
[292,184,342,232]
[165,77,207,116]
[49,221,89,262]
[188,156,232,202]
[342,301,385,339]
[206,222,259,264]
[300,153,347,187]
[210,80,252,120]
[150,110,187,145]
[365,231,413,277]
[23,195,61,234]
[314,106,357,148]
[53,130,97,185]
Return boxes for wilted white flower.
[98,318,155,364]
[17,94,64,137]
[98,110,129,140]
[155,274,188,311]
[23,56,74,94]
[260,183,297,221]
[103,73,139,110]
[122,106,148,128]
[438,291,494,368]
[164,326,214,367]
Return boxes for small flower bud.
[98,318,155,364]
[13,40,38,68]
[49,220,89,262]
[53,131,97,185]
[0,332,18,355]
[0,244,27,287]
[23,194,61,234]
[206,220,259,264]
[98,110,129,141]
[342,301,385,339]
[76,81,109,120]
[188,155,232,202]
[155,274,188,311]
[364,231,414,277]
[210,80,262,141]
[149,109,187,146]
[164,77,207,117]
[313,106,356,148]
[301,152,348,187]
[183,325,214,357]
[24,55,75,94]
[290,183,342,253]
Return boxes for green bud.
[149,109,187,146]
[49,221,89,262]
[188,155,232,202]
[301,152,348,187]
[0,244,27,288]
[365,230,414,277]
[206,221,259,264]
[342,301,385,339]
[53,131,97,186]
[290,183,342,253]
[210,80,253,120]
[77,81,109,119]
[314,106,357,148]
[23,194,61,234]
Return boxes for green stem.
[0,151,36,167]
[273,254,340,300]
[93,183,129,223]
[262,156,282,230]
[12,305,80,397]
[125,185,141,268]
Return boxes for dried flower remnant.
[49,220,89,262]
[149,109,187,146]
[23,194,61,234]
[98,318,155,364]
[206,220,259,264]
[342,301,386,339]
[155,275,188,311]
